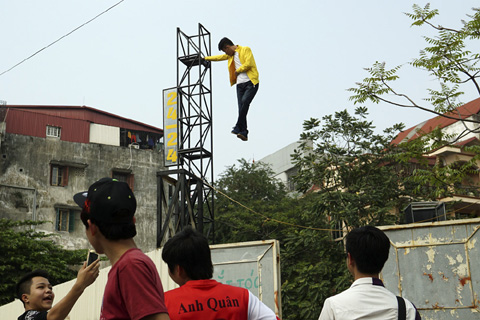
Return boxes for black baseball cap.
[73,177,136,223]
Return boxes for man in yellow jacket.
[205,37,259,141]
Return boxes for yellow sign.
[163,88,178,166]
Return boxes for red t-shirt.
[100,248,168,320]
[165,279,277,320]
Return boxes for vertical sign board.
[163,88,178,166]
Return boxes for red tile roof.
[392,97,480,145]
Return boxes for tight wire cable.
[0,0,125,77]
[202,178,480,231]
[201,178,340,232]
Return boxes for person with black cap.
[74,177,170,320]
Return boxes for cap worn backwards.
[74,177,136,224]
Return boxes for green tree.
[214,159,349,320]
[214,158,294,243]
[292,107,408,229]
[349,4,480,133]
[280,193,350,320]
[393,128,480,203]
[0,219,87,305]
[349,4,480,207]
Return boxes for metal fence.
[380,218,480,320]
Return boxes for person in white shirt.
[318,226,421,320]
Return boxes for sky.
[1,0,479,180]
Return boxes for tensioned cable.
[202,178,480,231]
[201,178,342,232]
[0,0,125,77]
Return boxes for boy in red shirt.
[75,177,170,320]
[162,227,278,320]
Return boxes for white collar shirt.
[318,277,421,320]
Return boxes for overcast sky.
[1,0,479,179]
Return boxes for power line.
[203,177,480,232]
[0,0,125,77]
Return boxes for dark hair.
[218,37,234,51]
[161,226,213,280]
[345,226,390,274]
[81,210,136,240]
[16,270,50,305]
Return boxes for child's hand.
[76,259,100,290]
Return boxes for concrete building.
[258,141,303,193]
[0,105,164,252]
[392,97,480,219]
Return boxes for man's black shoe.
[237,132,248,141]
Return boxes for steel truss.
[157,24,214,246]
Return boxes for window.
[51,165,68,186]
[112,170,134,191]
[56,208,76,232]
[46,125,61,138]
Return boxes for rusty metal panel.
[380,218,480,319]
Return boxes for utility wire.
[202,178,480,232]
[0,0,125,77]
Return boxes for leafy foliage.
[214,159,295,242]
[0,219,87,305]
[349,4,480,123]
[395,127,480,202]
[214,159,349,320]
[292,107,408,229]
[280,194,350,320]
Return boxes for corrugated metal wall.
[5,106,162,134]
[5,109,89,143]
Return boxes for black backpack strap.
[397,296,406,320]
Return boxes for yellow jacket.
[205,45,259,86]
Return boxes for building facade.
[392,97,480,219]
[0,105,165,252]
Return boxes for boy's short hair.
[16,270,50,305]
[74,177,137,240]
[346,226,390,274]
[218,37,234,51]
[161,226,213,280]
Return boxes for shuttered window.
[51,165,68,186]
[55,208,76,232]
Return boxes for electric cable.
[0,0,125,77]
[202,178,480,232]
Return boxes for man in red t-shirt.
[161,227,279,320]
[75,177,170,320]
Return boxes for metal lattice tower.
[157,24,214,246]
